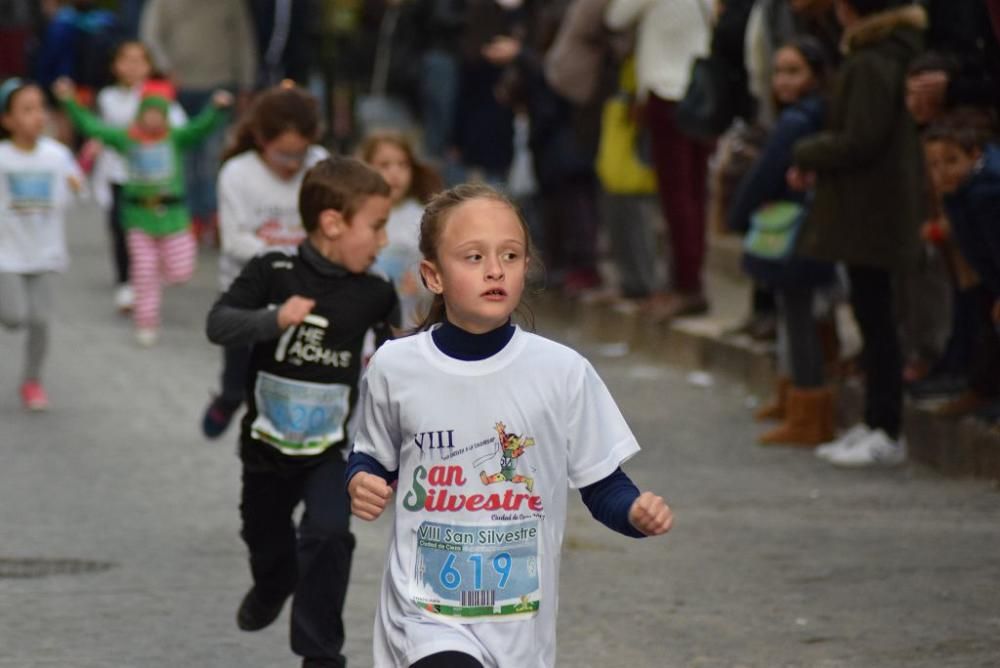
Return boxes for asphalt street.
[1,203,998,667]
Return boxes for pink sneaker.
[20,380,49,411]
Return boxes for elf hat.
[138,79,176,115]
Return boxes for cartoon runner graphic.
[480,421,536,492]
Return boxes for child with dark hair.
[790,0,927,467]
[922,109,1000,419]
[206,156,399,668]
[728,35,836,446]
[0,78,83,410]
[200,82,328,438]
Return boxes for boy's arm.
[793,57,900,173]
[205,256,281,346]
[580,468,673,538]
[62,98,130,152]
[173,100,229,148]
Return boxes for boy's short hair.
[299,156,390,232]
[923,107,998,154]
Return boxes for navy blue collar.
[431,319,515,361]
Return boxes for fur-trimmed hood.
[841,4,928,54]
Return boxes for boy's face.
[925,140,980,195]
[322,195,391,273]
[138,107,168,134]
[1,86,46,142]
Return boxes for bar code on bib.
[461,590,496,607]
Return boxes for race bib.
[128,143,173,183]
[412,520,540,620]
[250,371,350,456]
[7,171,54,210]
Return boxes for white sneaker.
[135,328,159,347]
[114,284,134,312]
[815,424,870,461]
[827,429,907,468]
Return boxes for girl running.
[200,82,328,439]
[347,183,673,668]
[0,78,83,410]
[91,40,187,313]
[360,131,442,329]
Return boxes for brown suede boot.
[755,376,791,422]
[759,386,835,446]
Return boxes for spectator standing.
[605,0,714,321]
[793,0,927,467]
[140,0,257,242]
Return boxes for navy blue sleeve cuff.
[579,467,645,539]
[345,451,398,486]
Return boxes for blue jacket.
[728,93,833,288]
[944,144,1000,297]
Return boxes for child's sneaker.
[826,429,907,468]
[135,328,159,347]
[815,424,870,460]
[20,380,49,411]
[114,284,134,313]
[201,395,242,439]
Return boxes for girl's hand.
[482,36,521,65]
[629,491,673,536]
[212,90,235,108]
[349,472,394,521]
[276,295,315,329]
[52,77,76,101]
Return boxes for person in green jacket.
[54,77,232,346]
[788,0,927,467]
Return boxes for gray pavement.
[2,202,999,668]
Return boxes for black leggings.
[411,651,484,668]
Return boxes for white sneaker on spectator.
[827,429,906,468]
[114,284,134,313]
[815,424,870,461]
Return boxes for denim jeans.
[177,88,227,219]
[421,49,460,161]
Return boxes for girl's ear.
[317,208,345,239]
[420,259,444,295]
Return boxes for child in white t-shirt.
[0,78,83,410]
[200,83,328,439]
[347,184,673,668]
[92,41,188,312]
[360,131,443,330]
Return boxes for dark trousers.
[967,285,1000,398]
[779,286,824,388]
[221,344,252,405]
[412,652,484,668]
[240,455,354,662]
[847,265,903,439]
[645,94,712,294]
[541,173,601,277]
[109,184,129,285]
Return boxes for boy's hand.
[629,491,673,536]
[212,90,235,109]
[277,295,315,329]
[349,472,394,521]
[52,77,76,101]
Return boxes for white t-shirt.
[0,138,83,273]
[91,84,188,208]
[352,327,641,668]
[216,145,328,290]
[371,198,430,329]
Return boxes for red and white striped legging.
[127,228,197,329]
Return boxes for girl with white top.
[200,82,328,439]
[360,130,443,330]
[92,41,188,312]
[347,184,673,668]
[0,79,83,410]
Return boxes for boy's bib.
[411,519,541,621]
[128,143,173,183]
[250,371,350,456]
